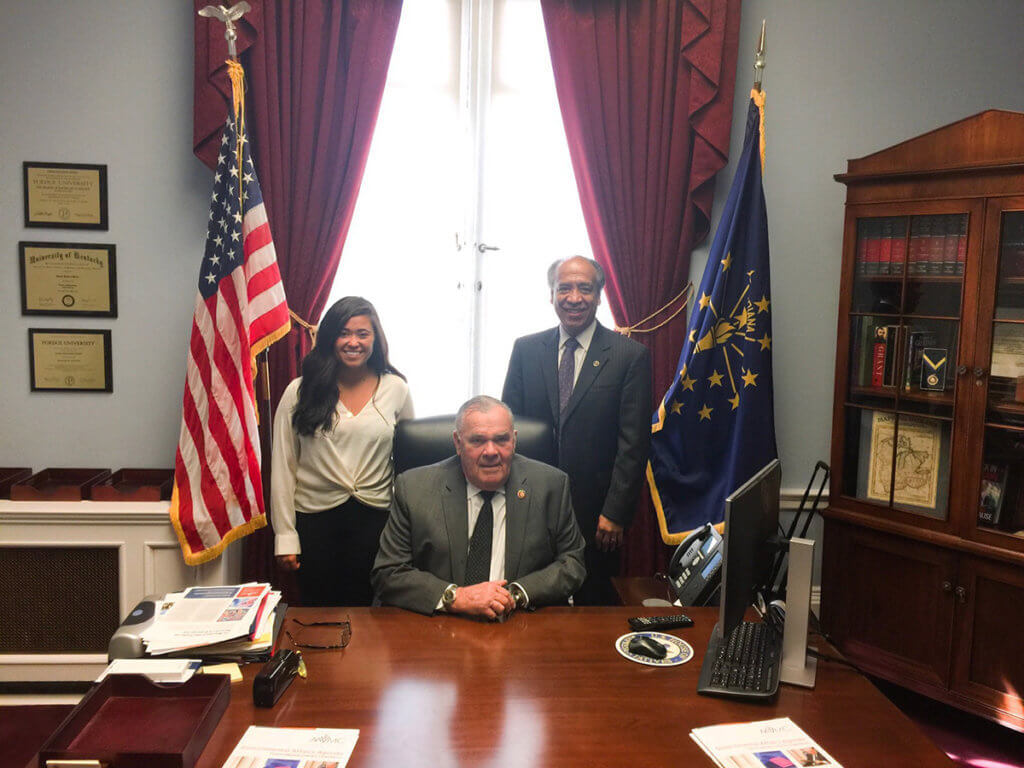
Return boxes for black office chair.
[393,414,556,475]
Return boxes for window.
[329,0,612,415]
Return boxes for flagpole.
[751,21,767,172]
[197,2,275,496]
[198,1,272,406]
[752,20,766,92]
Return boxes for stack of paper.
[690,717,843,768]
[97,658,201,684]
[141,583,281,659]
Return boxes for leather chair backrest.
[393,414,556,476]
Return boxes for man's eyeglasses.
[285,616,352,650]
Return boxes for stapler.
[253,649,301,707]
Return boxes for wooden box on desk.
[39,674,230,768]
[0,467,32,498]
[10,468,111,501]
[90,469,174,502]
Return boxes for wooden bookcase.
[825,110,1024,732]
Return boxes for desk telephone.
[667,523,723,606]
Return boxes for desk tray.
[39,673,230,768]
[90,469,175,501]
[11,468,112,501]
[0,467,32,499]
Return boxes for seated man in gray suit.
[372,395,586,619]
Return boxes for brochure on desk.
[220,725,359,768]
[690,717,843,768]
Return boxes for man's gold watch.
[441,583,458,610]
[509,582,528,610]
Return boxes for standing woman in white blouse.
[271,296,413,606]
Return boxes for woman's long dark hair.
[292,296,404,436]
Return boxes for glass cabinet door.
[842,211,970,523]
[978,207,1024,538]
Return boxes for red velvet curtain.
[541,0,741,576]
[194,0,403,588]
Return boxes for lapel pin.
[517,489,526,499]
[593,360,600,367]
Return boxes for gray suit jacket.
[371,455,586,615]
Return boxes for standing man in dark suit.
[372,396,586,618]
[502,256,652,605]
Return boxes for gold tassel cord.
[616,282,694,337]
[289,309,318,347]
[226,59,246,214]
[751,87,766,173]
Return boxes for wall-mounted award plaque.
[28,328,113,392]
[19,242,117,317]
[23,161,108,229]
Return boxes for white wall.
[0,1,208,469]
[2,0,1023,495]
[692,0,1024,493]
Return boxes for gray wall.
[2,0,1023,497]
[0,1,208,469]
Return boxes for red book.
[956,215,967,275]
[927,215,945,274]
[909,217,926,275]
[865,220,881,275]
[942,215,959,275]
[872,342,887,387]
[871,325,889,387]
[890,217,907,275]
[879,218,893,275]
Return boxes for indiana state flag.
[648,90,777,544]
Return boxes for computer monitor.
[716,458,782,639]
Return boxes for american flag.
[170,113,289,565]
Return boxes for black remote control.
[628,614,693,631]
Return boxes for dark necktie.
[558,336,579,415]
[464,490,495,585]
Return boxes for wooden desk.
[194,606,953,767]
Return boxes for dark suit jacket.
[371,455,586,615]
[502,323,652,539]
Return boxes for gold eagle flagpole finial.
[197,2,251,60]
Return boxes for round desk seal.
[615,631,694,667]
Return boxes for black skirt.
[295,498,389,607]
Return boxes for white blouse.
[271,373,414,556]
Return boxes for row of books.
[855,214,966,277]
[853,319,945,392]
[979,461,1024,534]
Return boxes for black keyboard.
[697,621,781,700]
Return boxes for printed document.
[220,726,359,768]
[690,717,842,768]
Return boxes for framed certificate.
[23,161,108,230]
[19,242,117,317]
[28,328,113,392]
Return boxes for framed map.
[865,411,941,509]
